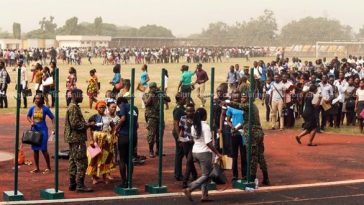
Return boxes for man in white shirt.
[270,73,285,130]
[253,61,263,99]
[281,73,294,128]
[319,75,333,130]
[333,72,348,128]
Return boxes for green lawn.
[1,57,362,135]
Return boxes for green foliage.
[0,28,11,38]
[200,10,277,46]
[57,17,79,35]
[278,17,353,45]
[12,22,21,39]
[94,17,103,35]
[357,25,364,40]
[137,24,174,37]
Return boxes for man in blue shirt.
[225,90,247,181]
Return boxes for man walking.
[64,89,93,192]
[195,63,209,107]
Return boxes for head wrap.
[95,100,107,110]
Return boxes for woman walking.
[86,69,99,109]
[295,85,322,146]
[183,108,222,202]
[66,67,77,106]
[27,93,54,174]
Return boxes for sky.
[1,0,363,37]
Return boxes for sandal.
[295,136,302,144]
[307,143,317,146]
[42,169,51,174]
[30,169,40,174]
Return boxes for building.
[56,35,111,48]
[22,39,57,49]
[0,39,22,49]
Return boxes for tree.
[28,16,57,39]
[94,17,103,35]
[137,24,174,37]
[57,17,79,35]
[242,9,278,46]
[0,28,11,38]
[12,22,21,39]
[357,25,364,40]
[278,17,353,45]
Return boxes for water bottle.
[245,187,255,192]
[254,178,259,189]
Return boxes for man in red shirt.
[195,63,209,107]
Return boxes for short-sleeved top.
[271,81,284,102]
[173,105,185,134]
[195,69,208,84]
[356,88,364,101]
[226,106,244,128]
[117,103,138,137]
[179,115,193,142]
[192,121,212,153]
[88,114,113,132]
[140,71,148,86]
[180,71,194,85]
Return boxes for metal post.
[3,67,24,201]
[207,67,217,191]
[128,68,135,188]
[209,67,215,129]
[55,68,59,192]
[158,68,165,187]
[145,69,167,194]
[246,68,254,183]
[40,68,64,199]
[114,68,138,195]
[14,68,21,195]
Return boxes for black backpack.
[5,71,11,84]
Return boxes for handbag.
[22,129,43,146]
[209,158,227,185]
[87,144,101,159]
[360,109,364,119]
[43,77,54,86]
[114,78,124,90]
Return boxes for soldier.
[64,89,93,192]
[142,82,161,158]
[229,93,270,186]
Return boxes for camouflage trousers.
[68,142,88,179]
[146,117,160,145]
[249,129,268,177]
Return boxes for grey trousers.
[189,152,213,198]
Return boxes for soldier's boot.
[149,143,155,158]
[69,176,77,191]
[76,177,93,193]
[262,170,270,186]
[250,175,256,183]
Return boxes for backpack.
[5,71,11,84]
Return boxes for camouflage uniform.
[231,102,269,182]
[142,91,161,152]
[64,103,88,181]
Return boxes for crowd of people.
[0,46,267,67]
[2,49,364,201]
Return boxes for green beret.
[149,82,157,88]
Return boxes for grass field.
[0,57,361,135]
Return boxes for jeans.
[189,152,212,198]
[182,142,197,183]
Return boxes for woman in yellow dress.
[86,100,116,184]
[86,69,99,109]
